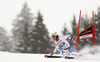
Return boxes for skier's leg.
[63,49,70,57]
[68,45,75,53]
[71,52,82,57]
[56,48,64,54]
[67,45,81,57]
[64,45,75,57]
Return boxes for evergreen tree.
[31,11,53,53]
[12,3,34,53]
[71,15,77,38]
[71,15,78,47]
[84,14,94,46]
[61,23,70,35]
[17,22,32,53]
[0,27,11,51]
[94,7,100,45]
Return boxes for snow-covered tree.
[94,7,100,45]
[61,23,70,35]
[0,27,11,51]
[30,11,53,53]
[12,3,34,53]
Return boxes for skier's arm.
[50,44,62,56]
[62,35,73,40]
[67,36,76,44]
[49,47,56,56]
[50,51,55,56]
[49,43,57,56]
[63,35,76,44]
[53,45,65,55]
[53,45,59,53]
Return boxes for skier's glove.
[50,52,55,56]
[71,37,73,40]
[71,37,76,44]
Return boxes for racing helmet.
[51,32,59,40]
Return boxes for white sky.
[0,0,100,36]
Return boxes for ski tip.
[44,55,62,58]
[65,56,74,59]
[45,55,48,58]
[65,57,68,59]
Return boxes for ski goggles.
[52,35,56,38]
[51,32,58,38]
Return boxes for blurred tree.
[94,7,100,45]
[71,15,78,47]
[71,15,77,38]
[84,14,94,46]
[12,3,34,53]
[61,23,70,35]
[30,11,53,53]
[0,27,11,51]
[16,22,32,53]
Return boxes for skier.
[50,32,81,57]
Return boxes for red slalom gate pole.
[75,10,81,51]
[92,11,96,53]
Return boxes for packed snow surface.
[0,46,100,62]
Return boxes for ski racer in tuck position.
[50,32,81,57]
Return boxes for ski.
[65,56,74,59]
[45,55,62,58]
[44,55,74,59]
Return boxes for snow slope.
[0,46,100,62]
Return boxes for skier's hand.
[71,37,73,40]
[71,37,76,44]
[73,40,76,44]
[50,52,55,56]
